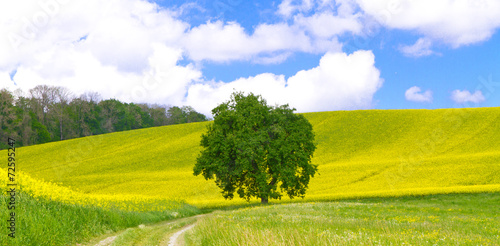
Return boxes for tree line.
[0,85,208,149]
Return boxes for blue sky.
[1,0,500,115]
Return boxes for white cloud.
[182,21,323,63]
[451,90,485,104]
[182,14,364,63]
[277,0,315,18]
[405,86,432,103]
[0,0,365,68]
[0,0,384,116]
[293,11,363,38]
[399,38,434,57]
[5,43,201,107]
[0,71,15,90]
[0,0,189,71]
[0,0,203,107]
[186,50,383,115]
[355,0,500,47]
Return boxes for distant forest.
[0,85,208,149]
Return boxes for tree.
[166,106,208,125]
[166,106,185,124]
[138,103,169,127]
[0,89,18,148]
[12,90,36,146]
[29,85,57,126]
[183,106,208,123]
[193,92,317,204]
[98,99,125,132]
[52,86,73,140]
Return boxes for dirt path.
[94,236,117,246]
[166,214,207,246]
[166,223,195,246]
[90,213,208,246]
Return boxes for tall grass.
[0,191,200,246]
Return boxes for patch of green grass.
[185,193,500,245]
[0,192,200,246]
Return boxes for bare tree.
[81,91,102,103]
[53,86,73,140]
[29,85,57,126]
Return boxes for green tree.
[29,112,51,144]
[193,92,317,204]
[138,103,169,127]
[183,106,208,123]
[0,89,18,148]
[166,106,186,124]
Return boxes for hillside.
[7,107,500,207]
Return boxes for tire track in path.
[166,214,207,246]
[166,223,195,246]
[90,213,208,246]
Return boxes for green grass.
[185,193,500,245]
[0,191,200,246]
[5,107,500,207]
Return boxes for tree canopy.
[193,92,317,203]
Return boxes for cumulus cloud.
[0,0,366,68]
[182,21,327,63]
[0,0,188,71]
[451,90,485,104]
[186,50,383,115]
[0,0,383,115]
[274,0,500,53]
[294,11,363,38]
[0,0,202,106]
[181,10,363,63]
[405,86,432,103]
[277,0,315,18]
[355,0,500,47]
[399,38,434,57]
[0,0,386,116]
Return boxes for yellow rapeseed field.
[2,107,500,208]
[0,168,182,212]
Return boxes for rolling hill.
[6,107,500,207]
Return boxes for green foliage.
[0,89,18,147]
[194,92,317,203]
[29,112,51,144]
[167,106,208,124]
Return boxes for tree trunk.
[261,197,268,204]
[60,116,63,140]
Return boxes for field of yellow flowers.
[2,107,500,208]
[0,168,184,212]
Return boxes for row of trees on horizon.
[0,85,208,149]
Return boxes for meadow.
[185,193,500,245]
[1,107,500,244]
